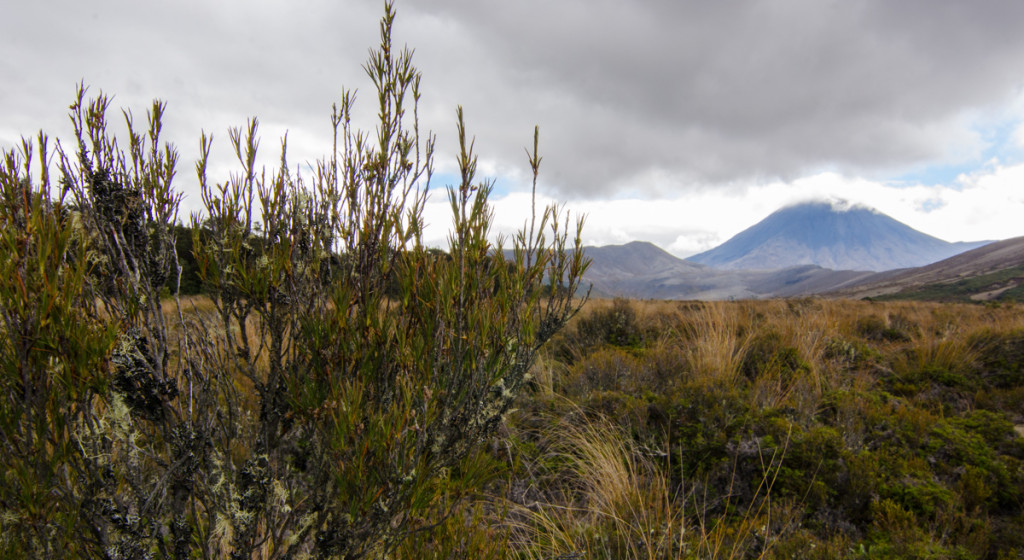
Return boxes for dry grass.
[154,295,1024,559]
[508,406,687,560]
[504,297,1024,559]
[506,403,796,560]
[679,301,752,386]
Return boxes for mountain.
[833,236,1024,302]
[686,200,989,272]
[585,241,705,282]
[580,237,1024,302]
[582,241,876,300]
[582,241,740,299]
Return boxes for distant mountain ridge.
[686,200,989,271]
[581,237,1024,302]
[582,241,877,300]
[575,199,1013,300]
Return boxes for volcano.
[686,200,989,271]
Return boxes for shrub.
[823,336,879,369]
[563,346,640,395]
[0,139,118,557]
[0,4,588,558]
[568,297,645,353]
[741,330,808,381]
[855,314,912,343]
[971,328,1024,389]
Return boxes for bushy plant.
[558,298,646,360]
[855,314,913,343]
[0,4,588,558]
[0,136,118,557]
[741,331,807,379]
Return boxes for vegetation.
[480,298,1024,560]
[3,3,1024,560]
[874,265,1024,303]
[0,3,586,558]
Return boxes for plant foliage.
[0,3,588,558]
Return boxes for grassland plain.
[396,297,1024,560]
[30,292,1024,559]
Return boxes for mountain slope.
[585,241,705,280]
[687,200,989,271]
[582,241,732,298]
[581,241,876,300]
[835,236,1024,301]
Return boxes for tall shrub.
[0,3,588,558]
[0,136,117,558]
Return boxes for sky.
[4,0,1024,257]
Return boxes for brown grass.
[158,296,1024,558]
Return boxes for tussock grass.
[499,297,1024,559]
[680,301,753,386]
[149,296,1024,558]
[504,403,793,560]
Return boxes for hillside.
[582,241,874,300]
[837,236,1024,302]
[687,200,989,271]
[583,241,746,299]
[581,236,1024,302]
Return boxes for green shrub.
[856,315,913,343]
[496,299,1024,558]
[971,328,1024,389]
[741,330,809,381]
[0,141,118,556]
[768,423,844,510]
[0,4,588,558]
[566,298,645,354]
[563,346,640,395]
[823,336,880,368]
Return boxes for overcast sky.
[4,0,1024,256]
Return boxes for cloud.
[418,165,1024,258]
[4,1,1024,255]
[402,0,1024,198]
[8,1,1024,199]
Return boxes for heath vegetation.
[0,3,586,558]
[483,297,1024,560]
[3,3,1024,560]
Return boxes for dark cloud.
[404,0,1024,196]
[4,0,1024,205]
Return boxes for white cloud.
[420,165,1024,259]
[6,1,1024,261]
